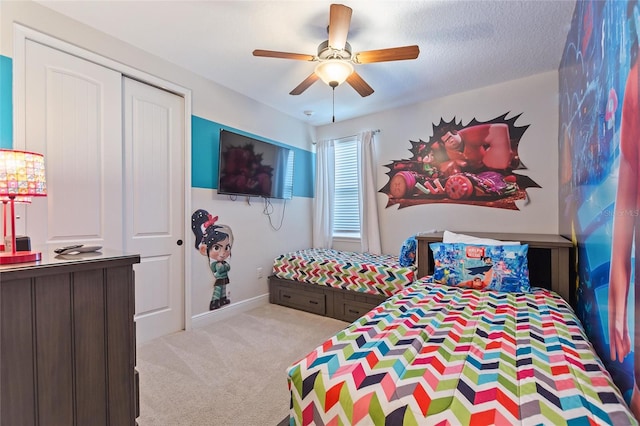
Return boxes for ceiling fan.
[252,3,420,98]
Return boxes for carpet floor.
[136,303,347,426]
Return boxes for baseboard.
[191,293,270,329]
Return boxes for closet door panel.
[24,40,123,251]
[124,77,185,343]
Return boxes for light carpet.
[136,303,348,426]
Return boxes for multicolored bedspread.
[287,280,636,425]
[272,249,415,297]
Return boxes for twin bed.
[269,248,415,322]
[271,233,636,425]
[272,248,415,297]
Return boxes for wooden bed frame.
[269,231,574,321]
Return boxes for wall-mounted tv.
[217,129,295,199]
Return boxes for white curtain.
[312,139,335,248]
[357,131,382,254]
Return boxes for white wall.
[1,1,316,318]
[317,71,560,255]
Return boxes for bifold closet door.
[23,39,124,252]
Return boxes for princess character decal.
[191,209,234,311]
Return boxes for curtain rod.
[313,129,381,145]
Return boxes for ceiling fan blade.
[346,71,374,97]
[290,73,320,95]
[354,45,420,64]
[328,4,352,50]
[253,49,315,61]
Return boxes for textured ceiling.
[34,0,577,126]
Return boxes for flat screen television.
[217,129,295,199]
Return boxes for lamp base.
[0,251,41,265]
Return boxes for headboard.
[415,232,574,304]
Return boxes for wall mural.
[191,209,235,311]
[379,114,540,210]
[559,0,639,417]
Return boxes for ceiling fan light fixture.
[254,4,418,98]
[315,60,354,87]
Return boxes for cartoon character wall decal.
[191,209,234,311]
[379,114,541,210]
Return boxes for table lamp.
[0,149,47,264]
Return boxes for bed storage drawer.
[268,276,389,321]
[278,287,325,315]
[269,276,327,315]
[335,292,387,322]
[338,299,376,322]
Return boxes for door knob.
[177,239,183,246]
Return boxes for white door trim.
[12,23,194,331]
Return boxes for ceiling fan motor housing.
[317,40,352,60]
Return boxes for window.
[333,137,360,238]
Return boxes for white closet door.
[22,40,185,344]
[123,77,184,343]
[24,40,123,251]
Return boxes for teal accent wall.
[0,58,314,196]
[191,115,314,198]
[0,56,12,149]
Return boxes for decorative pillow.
[399,235,417,267]
[442,230,520,246]
[430,242,530,293]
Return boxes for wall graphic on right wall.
[379,113,540,210]
[559,0,640,419]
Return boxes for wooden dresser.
[0,251,140,426]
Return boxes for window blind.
[334,137,360,237]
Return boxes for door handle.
[176,239,183,246]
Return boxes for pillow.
[442,230,521,246]
[429,242,530,293]
[399,235,417,267]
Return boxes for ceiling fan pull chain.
[332,87,336,123]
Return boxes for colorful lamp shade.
[0,150,47,197]
[0,149,47,264]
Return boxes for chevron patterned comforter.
[273,249,415,297]
[287,280,636,425]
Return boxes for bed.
[269,248,416,322]
[286,279,636,425]
[272,248,416,297]
[284,235,636,425]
